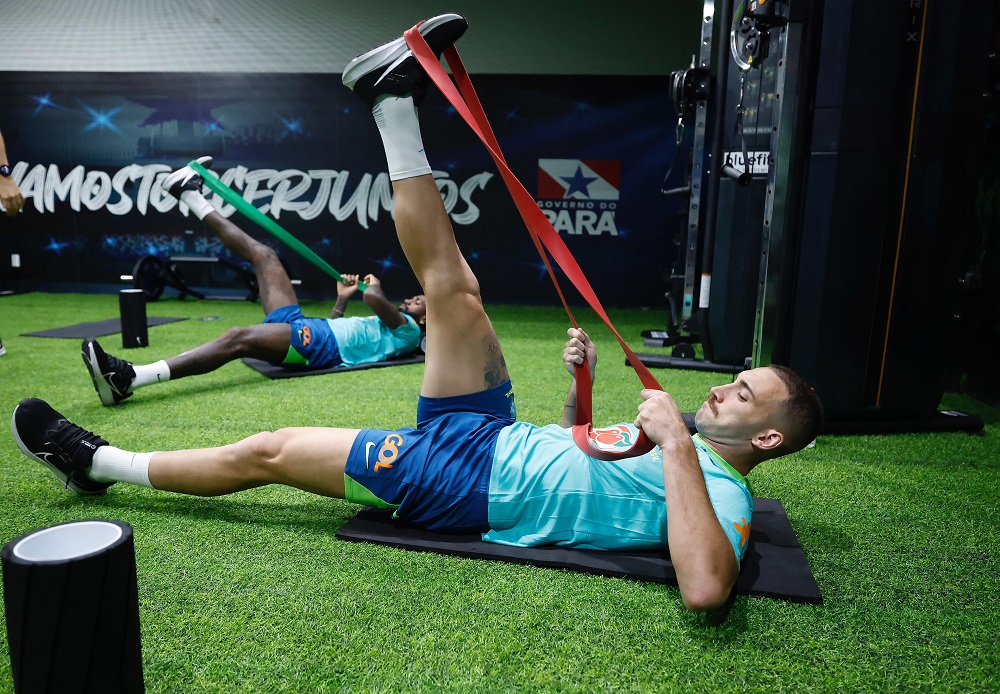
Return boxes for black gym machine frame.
[641,0,991,433]
[131,254,259,303]
[641,0,778,376]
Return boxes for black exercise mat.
[22,316,187,339]
[242,352,424,379]
[336,498,822,604]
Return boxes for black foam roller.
[119,288,148,349]
[2,519,144,693]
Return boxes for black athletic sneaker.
[82,338,136,406]
[11,398,113,495]
[163,155,214,200]
[342,13,468,109]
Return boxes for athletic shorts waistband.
[417,379,516,428]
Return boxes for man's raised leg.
[392,175,508,397]
[163,158,298,315]
[344,14,507,398]
[157,195,299,375]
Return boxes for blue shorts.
[343,379,516,533]
[263,305,341,368]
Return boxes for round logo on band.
[588,425,635,452]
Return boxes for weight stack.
[2,519,145,693]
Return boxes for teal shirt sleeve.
[691,434,754,562]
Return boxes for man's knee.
[235,430,289,480]
[217,326,258,353]
[250,243,282,269]
[213,323,290,364]
[423,266,482,304]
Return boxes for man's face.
[694,367,788,447]
[399,294,427,322]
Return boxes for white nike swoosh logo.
[365,442,375,470]
[102,370,126,396]
[375,54,410,86]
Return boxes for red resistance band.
[404,24,664,460]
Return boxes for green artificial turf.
[0,292,997,692]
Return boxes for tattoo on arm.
[482,333,509,388]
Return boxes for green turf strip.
[1,292,997,692]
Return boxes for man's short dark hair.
[767,364,824,456]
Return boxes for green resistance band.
[186,159,367,291]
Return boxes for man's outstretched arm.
[361,274,407,329]
[636,389,739,612]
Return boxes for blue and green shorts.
[263,304,341,368]
[343,379,516,533]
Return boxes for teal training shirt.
[327,313,421,367]
[484,423,754,561]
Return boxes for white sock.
[89,447,154,488]
[132,360,171,389]
[179,190,214,220]
[373,94,432,181]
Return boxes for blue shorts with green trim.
[263,304,341,368]
[343,379,516,533]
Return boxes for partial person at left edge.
[0,126,25,356]
[0,128,25,216]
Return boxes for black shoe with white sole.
[342,13,468,109]
[82,339,136,406]
[11,398,113,495]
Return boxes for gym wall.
[0,0,703,307]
